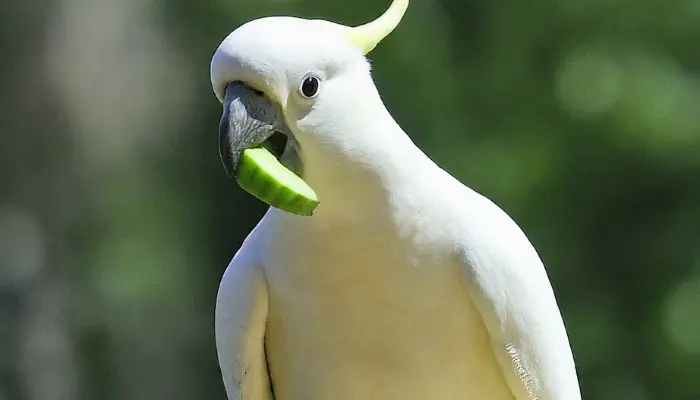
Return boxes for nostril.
[228,80,265,96]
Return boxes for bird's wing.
[456,193,581,399]
[215,230,273,400]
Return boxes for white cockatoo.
[210,0,581,399]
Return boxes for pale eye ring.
[299,74,321,99]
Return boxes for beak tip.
[219,150,237,179]
[218,119,236,178]
[221,164,235,179]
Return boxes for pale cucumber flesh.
[236,147,319,216]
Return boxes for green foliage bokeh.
[1,0,699,399]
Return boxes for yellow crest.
[344,0,409,54]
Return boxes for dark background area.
[1,0,699,399]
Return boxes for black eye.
[300,75,320,98]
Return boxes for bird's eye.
[299,75,321,99]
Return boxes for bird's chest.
[258,217,510,399]
[262,217,456,318]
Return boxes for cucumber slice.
[236,147,319,216]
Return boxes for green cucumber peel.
[236,148,319,216]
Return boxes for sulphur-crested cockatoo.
[210,1,581,399]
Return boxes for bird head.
[210,0,410,213]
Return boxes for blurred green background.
[2,0,699,399]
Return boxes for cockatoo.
[210,0,581,399]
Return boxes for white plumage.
[211,2,581,399]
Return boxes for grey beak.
[218,82,289,178]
